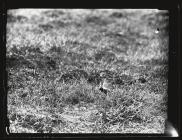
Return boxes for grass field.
[6,9,168,133]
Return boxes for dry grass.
[7,9,168,133]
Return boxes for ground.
[6,9,168,133]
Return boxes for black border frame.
[1,0,181,139]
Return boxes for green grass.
[7,9,168,133]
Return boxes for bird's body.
[99,87,108,95]
[99,78,113,95]
[102,79,113,90]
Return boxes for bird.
[99,78,113,95]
